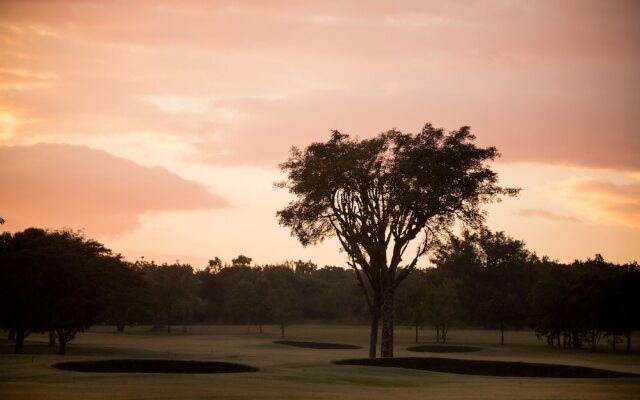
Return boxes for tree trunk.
[259,323,263,334]
[15,329,26,354]
[380,288,394,358]
[572,331,582,349]
[612,334,617,351]
[442,322,448,344]
[56,328,79,355]
[56,328,67,355]
[58,339,67,355]
[590,330,600,352]
[415,323,419,344]
[368,307,380,358]
[8,328,16,341]
[247,314,251,334]
[500,323,504,346]
[627,332,631,352]
[436,324,440,343]
[280,320,285,338]
[49,330,56,347]
[117,324,125,333]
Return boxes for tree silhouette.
[277,123,517,357]
[232,255,252,268]
[395,269,430,343]
[141,261,196,334]
[0,228,116,354]
[263,265,301,338]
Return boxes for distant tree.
[575,255,611,352]
[432,230,482,278]
[196,260,223,321]
[232,255,252,268]
[142,262,196,334]
[277,124,517,357]
[433,229,533,345]
[605,264,640,351]
[395,269,430,343]
[263,265,301,338]
[207,257,223,273]
[427,278,462,343]
[292,259,317,275]
[477,230,533,345]
[529,255,627,352]
[102,261,150,333]
[227,266,267,333]
[0,228,116,354]
[312,266,365,322]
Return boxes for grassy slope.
[1,325,639,400]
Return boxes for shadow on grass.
[334,357,639,378]
[53,359,258,374]
[274,340,362,350]
[406,345,482,353]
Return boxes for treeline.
[396,230,640,352]
[137,257,368,336]
[1,227,639,355]
[0,228,367,354]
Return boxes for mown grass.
[1,325,640,400]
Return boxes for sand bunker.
[274,340,362,349]
[406,345,482,353]
[334,357,638,378]
[53,359,258,374]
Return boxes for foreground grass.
[1,325,639,399]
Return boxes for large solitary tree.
[277,123,517,357]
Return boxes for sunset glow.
[1,0,638,267]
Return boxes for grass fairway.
[1,325,639,399]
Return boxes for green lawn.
[1,325,639,399]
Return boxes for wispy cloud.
[560,179,640,229]
[554,179,640,229]
[515,208,580,222]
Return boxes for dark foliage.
[0,228,125,354]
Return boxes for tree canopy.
[277,123,518,357]
[0,228,120,353]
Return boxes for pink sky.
[1,0,638,267]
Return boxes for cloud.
[515,208,580,222]
[0,1,638,170]
[562,179,640,229]
[0,68,59,91]
[0,143,229,236]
